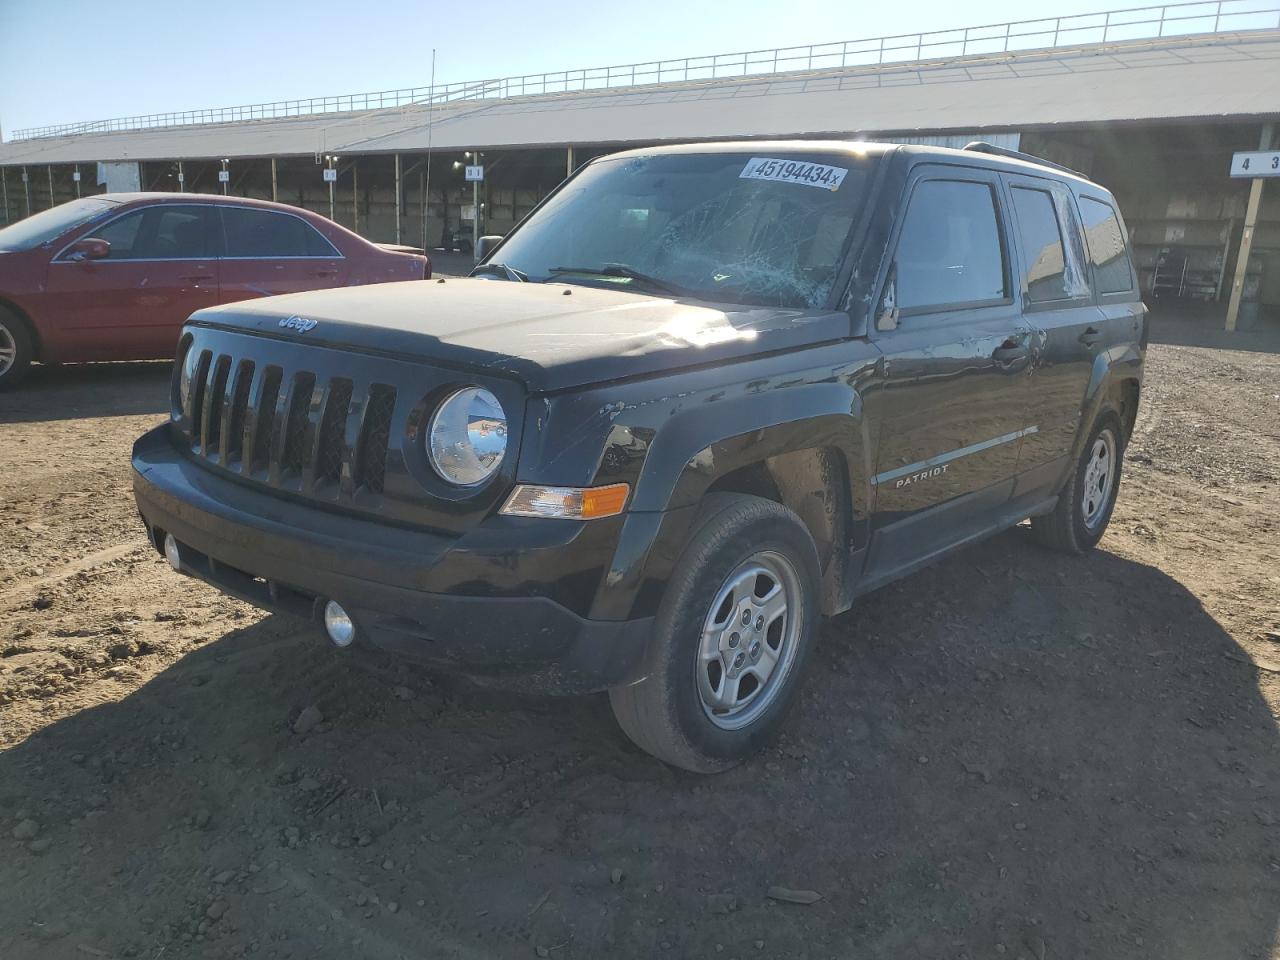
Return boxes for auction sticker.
[740,157,848,191]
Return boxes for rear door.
[1076,192,1145,358]
[43,203,219,359]
[1000,174,1099,494]
[216,206,348,304]
[865,166,1035,582]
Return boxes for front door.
[44,203,219,360]
[865,169,1034,581]
[216,206,348,304]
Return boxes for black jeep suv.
[133,141,1146,772]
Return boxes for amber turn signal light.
[501,482,630,520]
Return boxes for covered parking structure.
[3,0,1280,328]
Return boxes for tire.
[609,493,822,773]
[0,308,33,390]
[1030,412,1125,554]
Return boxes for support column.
[47,165,54,207]
[220,158,229,196]
[328,156,336,222]
[1,168,8,225]
[22,167,31,217]
[74,164,81,198]
[472,152,480,261]
[271,157,278,203]
[566,145,575,178]
[419,171,426,252]
[1226,122,1275,332]
[352,159,359,234]
[394,153,402,245]
[177,161,185,193]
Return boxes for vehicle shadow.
[1,529,1276,959]
[0,361,171,424]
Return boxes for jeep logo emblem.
[279,316,318,333]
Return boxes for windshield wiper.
[548,264,683,296]
[470,262,527,282]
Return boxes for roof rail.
[961,140,1087,179]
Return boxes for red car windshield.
[0,197,120,251]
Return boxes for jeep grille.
[171,326,523,534]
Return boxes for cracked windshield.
[491,151,873,308]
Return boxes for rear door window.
[220,208,338,258]
[1078,197,1134,294]
[894,179,1007,312]
[1009,186,1089,303]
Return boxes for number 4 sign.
[1230,151,1280,178]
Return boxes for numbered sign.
[218,170,230,183]
[72,171,81,182]
[1230,151,1280,178]
[465,165,484,182]
[323,168,337,182]
[177,172,185,183]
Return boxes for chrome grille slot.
[222,360,255,465]
[358,384,396,495]
[280,372,317,479]
[203,355,232,457]
[187,350,212,444]
[248,365,284,475]
[315,378,353,484]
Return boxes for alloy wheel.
[695,550,803,731]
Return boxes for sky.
[1,0,1121,136]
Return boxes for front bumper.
[132,427,653,694]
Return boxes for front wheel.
[609,493,821,773]
[0,309,33,390]
[1031,412,1125,553]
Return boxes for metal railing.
[11,0,1280,142]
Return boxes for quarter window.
[1010,187,1072,303]
[895,180,1006,311]
[1079,197,1133,294]
[220,208,337,258]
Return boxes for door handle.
[1078,327,1102,346]
[311,269,338,278]
[181,274,214,282]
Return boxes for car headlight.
[427,386,507,485]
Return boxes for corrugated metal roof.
[3,31,1278,166]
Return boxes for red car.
[0,193,430,387]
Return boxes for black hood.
[188,278,852,393]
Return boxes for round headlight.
[427,386,507,486]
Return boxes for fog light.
[163,533,182,572]
[323,601,355,648]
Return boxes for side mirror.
[875,266,899,332]
[475,235,503,261]
[67,238,110,262]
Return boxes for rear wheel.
[0,309,33,390]
[1031,412,1124,553]
[609,493,821,773]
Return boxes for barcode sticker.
[740,157,848,191]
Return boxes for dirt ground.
[1,315,1278,960]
